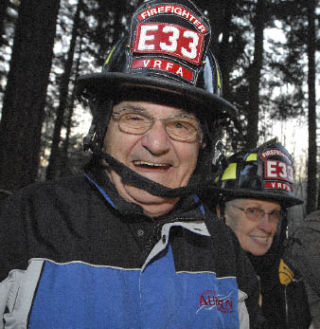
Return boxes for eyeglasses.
[111,108,202,143]
[231,205,281,223]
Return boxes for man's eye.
[126,114,143,120]
[123,113,147,123]
[175,121,187,129]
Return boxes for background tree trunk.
[246,0,265,149]
[0,0,9,47]
[206,0,224,51]
[306,0,317,214]
[216,0,233,102]
[0,0,60,191]
[112,4,123,44]
[60,38,83,177]
[46,0,82,180]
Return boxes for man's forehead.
[113,100,198,118]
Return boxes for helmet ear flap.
[83,97,114,152]
[83,122,96,152]
[212,140,225,167]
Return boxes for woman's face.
[223,198,281,256]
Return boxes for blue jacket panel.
[29,247,239,329]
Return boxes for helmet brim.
[216,187,303,208]
[76,72,237,120]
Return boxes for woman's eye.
[270,210,280,218]
[247,208,256,215]
[174,121,197,131]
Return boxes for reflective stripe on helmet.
[221,163,237,181]
[246,153,257,161]
[216,69,222,90]
[104,46,117,67]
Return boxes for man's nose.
[258,214,276,233]
[140,120,171,155]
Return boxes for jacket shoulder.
[1,176,92,206]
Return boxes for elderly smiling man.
[0,0,266,328]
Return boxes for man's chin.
[108,170,180,217]
[123,184,179,217]
[124,184,178,204]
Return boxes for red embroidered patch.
[260,149,290,162]
[132,58,194,82]
[265,181,293,192]
[264,160,295,183]
[133,22,204,65]
[137,4,208,33]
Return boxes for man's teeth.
[133,161,169,168]
[252,236,268,242]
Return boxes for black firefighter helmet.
[215,139,303,208]
[76,0,237,198]
[77,0,236,123]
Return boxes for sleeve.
[0,191,30,282]
[289,226,320,327]
[0,277,11,329]
[304,281,320,328]
[0,192,31,328]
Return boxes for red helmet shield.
[128,0,211,85]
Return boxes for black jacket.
[249,241,311,329]
[0,171,267,328]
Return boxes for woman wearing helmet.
[215,139,311,329]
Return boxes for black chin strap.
[92,145,218,198]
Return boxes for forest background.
[0,0,319,230]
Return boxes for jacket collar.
[84,166,206,222]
